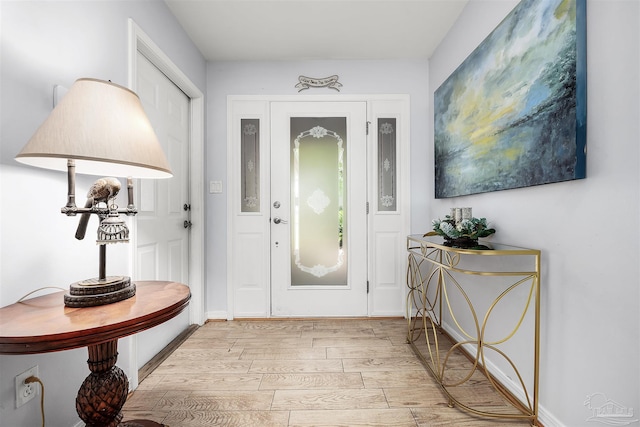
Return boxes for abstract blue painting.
[434,0,586,198]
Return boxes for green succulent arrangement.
[425,216,495,240]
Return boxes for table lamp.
[15,78,172,307]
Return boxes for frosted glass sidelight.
[241,119,260,212]
[290,117,347,286]
[378,119,397,211]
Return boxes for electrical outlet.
[15,366,38,408]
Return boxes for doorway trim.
[127,19,204,326]
[227,94,410,319]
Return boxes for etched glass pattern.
[241,119,260,212]
[378,119,397,211]
[290,117,347,286]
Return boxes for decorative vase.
[444,237,478,248]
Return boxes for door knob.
[273,217,288,224]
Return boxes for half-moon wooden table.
[0,281,191,427]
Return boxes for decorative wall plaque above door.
[295,75,342,92]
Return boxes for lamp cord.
[25,376,45,427]
[15,288,62,427]
[16,287,66,303]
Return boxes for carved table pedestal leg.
[75,340,166,427]
[76,340,128,427]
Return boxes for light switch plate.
[209,181,223,194]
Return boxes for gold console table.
[406,234,540,425]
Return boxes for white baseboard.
[442,323,529,401]
[537,404,567,427]
[439,322,565,427]
[206,310,228,320]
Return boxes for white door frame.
[227,94,410,319]
[128,19,204,325]
[125,20,205,388]
[128,19,205,325]
[128,18,205,390]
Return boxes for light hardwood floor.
[122,318,532,426]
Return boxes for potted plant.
[425,216,495,248]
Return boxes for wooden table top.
[0,281,190,355]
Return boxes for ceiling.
[164,0,469,61]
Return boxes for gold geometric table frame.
[406,234,541,426]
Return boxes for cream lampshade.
[16,78,172,178]
[15,78,172,307]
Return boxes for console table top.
[408,234,540,255]
[0,281,190,355]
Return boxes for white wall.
[429,1,639,426]
[206,59,432,315]
[0,2,205,426]
[3,0,638,426]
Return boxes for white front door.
[136,52,190,286]
[135,51,191,365]
[270,102,368,317]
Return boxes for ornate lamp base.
[65,276,136,307]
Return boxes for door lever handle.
[273,217,288,224]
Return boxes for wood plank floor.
[122,318,532,426]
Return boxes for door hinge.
[366,202,370,214]
[183,203,191,211]
[367,280,370,293]
[366,121,371,136]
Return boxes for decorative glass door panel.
[378,118,397,212]
[241,119,260,212]
[291,117,347,286]
[271,102,367,317]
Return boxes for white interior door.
[270,102,368,317]
[135,51,190,365]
